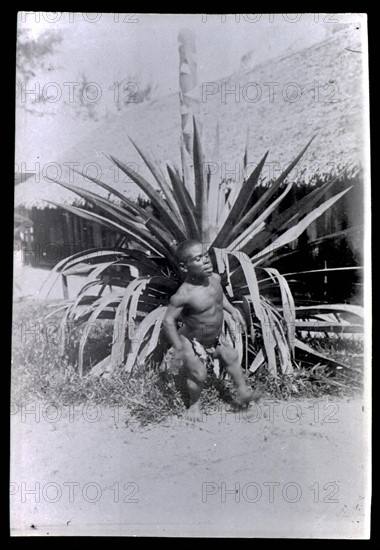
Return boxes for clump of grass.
[248,333,364,400]
[12,301,364,426]
[249,364,361,400]
[302,334,364,368]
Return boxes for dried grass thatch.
[15,28,365,210]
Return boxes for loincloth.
[190,336,221,375]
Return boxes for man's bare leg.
[186,378,203,421]
[227,364,262,405]
[215,344,262,405]
[178,336,207,421]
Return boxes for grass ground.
[12,299,364,426]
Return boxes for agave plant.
[41,117,363,377]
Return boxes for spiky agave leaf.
[57,278,106,356]
[192,117,210,243]
[78,292,122,376]
[128,136,184,227]
[294,338,348,368]
[167,164,200,239]
[261,298,293,374]
[212,151,268,248]
[180,135,195,201]
[295,321,364,333]
[45,199,174,261]
[262,229,362,267]
[241,296,257,343]
[109,275,177,368]
[44,303,71,321]
[125,306,168,372]
[241,169,349,257]
[137,308,169,367]
[294,304,364,334]
[49,246,178,366]
[250,348,265,373]
[225,137,315,247]
[230,187,354,295]
[108,154,186,243]
[207,121,221,239]
[251,186,353,263]
[220,249,277,375]
[43,121,362,380]
[74,168,181,243]
[229,179,295,251]
[262,267,296,357]
[294,304,364,318]
[39,248,129,298]
[46,176,178,253]
[267,169,348,232]
[111,279,149,367]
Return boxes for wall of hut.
[15,206,124,268]
[252,172,364,304]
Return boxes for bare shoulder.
[212,272,221,283]
[169,283,190,307]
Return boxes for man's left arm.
[222,293,236,315]
[213,272,246,329]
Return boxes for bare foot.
[186,402,203,422]
[236,386,263,406]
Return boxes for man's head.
[175,240,213,278]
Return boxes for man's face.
[182,243,213,277]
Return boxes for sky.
[15,12,359,168]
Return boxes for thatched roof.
[15,27,365,210]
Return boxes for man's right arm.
[163,292,186,351]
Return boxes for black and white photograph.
[12,12,371,537]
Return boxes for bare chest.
[185,281,223,315]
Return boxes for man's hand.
[173,335,192,362]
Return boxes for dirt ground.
[10,396,370,538]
